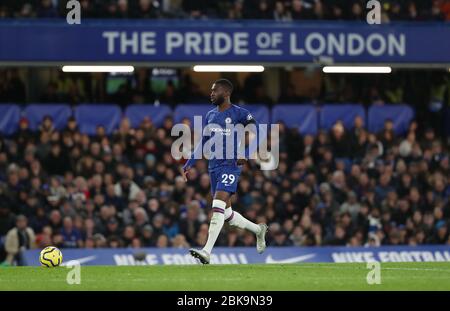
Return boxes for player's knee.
[210,200,226,229]
[212,199,226,214]
[214,191,230,202]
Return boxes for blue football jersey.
[184,104,257,172]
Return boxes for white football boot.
[256,224,268,254]
[189,248,211,265]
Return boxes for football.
[39,246,63,268]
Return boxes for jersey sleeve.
[239,108,256,126]
[238,107,267,160]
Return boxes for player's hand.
[180,166,190,182]
[236,159,247,166]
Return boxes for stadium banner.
[1,20,450,63]
[22,245,450,266]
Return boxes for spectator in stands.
[134,0,160,18]
[324,225,347,245]
[377,119,397,151]
[0,4,9,18]
[270,229,294,246]
[228,0,244,20]
[44,143,70,176]
[79,0,97,18]
[328,1,345,20]
[329,122,352,158]
[1,0,449,21]
[179,200,203,245]
[430,0,446,20]
[105,0,119,18]
[182,0,208,19]
[61,216,83,248]
[406,1,420,21]
[291,0,314,20]
[254,0,273,19]
[340,191,361,220]
[37,0,58,18]
[350,114,364,138]
[122,225,136,247]
[0,198,14,261]
[16,3,34,18]
[387,1,404,21]
[4,215,36,264]
[273,1,292,21]
[116,0,131,18]
[349,1,364,20]
[441,0,450,20]
[14,118,34,151]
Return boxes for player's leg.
[203,190,229,252]
[224,196,268,254]
[224,196,260,234]
[189,170,228,264]
[189,190,229,264]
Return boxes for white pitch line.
[288,264,450,273]
[382,267,450,272]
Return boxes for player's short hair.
[214,79,233,94]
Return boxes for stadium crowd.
[1,0,450,21]
[2,67,449,139]
[0,109,449,264]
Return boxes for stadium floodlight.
[193,65,265,72]
[62,66,135,73]
[322,66,392,73]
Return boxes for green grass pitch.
[1,263,450,291]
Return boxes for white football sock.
[203,199,226,254]
[225,206,261,235]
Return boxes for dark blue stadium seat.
[173,104,212,126]
[24,104,72,131]
[243,105,270,125]
[368,105,414,135]
[74,104,122,135]
[125,104,172,128]
[0,104,20,136]
[320,104,365,130]
[272,104,318,135]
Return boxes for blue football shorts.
[209,166,242,195]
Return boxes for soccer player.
[181,79,268,264]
